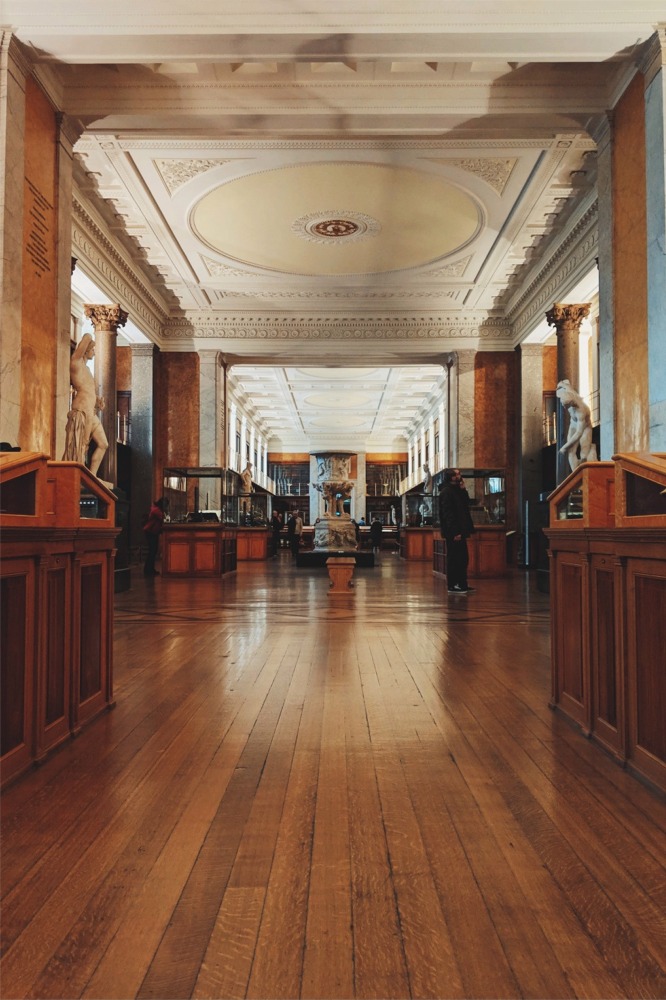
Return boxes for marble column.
[438,403,446,471]
[54,114,81,460]
[456,350,476,468]
[0,34,27,447]
[642,29,666,449]
[356,451,367,522]
[240,414,247,471]
[520,344,547,536]
[443,353,457,468]
[199,350,224,509]
[546,303,591,389]
[130,343,157,558]
[228,401,237,470]
[593,114,616,458]
[84,303,128,486]
[427,418,435,474]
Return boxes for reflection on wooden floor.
[2,553,666,1000]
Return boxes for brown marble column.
[545,302,591,389]
[83,303,128,485]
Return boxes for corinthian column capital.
[545,303,591,334]
[83,304,129,332]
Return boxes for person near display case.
[438,469,475,595]
[143,497,165,576]
[271,510,283,553]
[286,510,303,559]
[369,517,383,555]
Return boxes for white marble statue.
[240,462,254,494]
[556,379,598,472]
[422,462,432,494]
[62,333,108,477]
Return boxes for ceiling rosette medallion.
[291,211,382,246]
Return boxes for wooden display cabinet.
[162,523,237,577]
[1,454,117,788]
[547,461,615,529]
[546,453,666,796]
[613,452,666,527]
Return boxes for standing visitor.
[370,517,383,555]
[271,510,283,554]
[287,510,303,559]
[143,497,165,576]
[438,469,475,595]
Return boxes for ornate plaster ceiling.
[9,2,663,450]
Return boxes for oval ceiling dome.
[191,162,481,276]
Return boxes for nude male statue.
[62,333,108,477]
[556,379,598,472]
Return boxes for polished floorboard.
[2,553,666,1000]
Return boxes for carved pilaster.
[84,304,128,485]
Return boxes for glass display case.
[548,462,615,529]
[614,452,666,526]
[163,467,274,527]
[406,493,434,526]
[163,467,238,524]
[432,468,506,528]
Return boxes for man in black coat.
[438,469,475,594]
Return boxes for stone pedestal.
[326,557,355,594]
[314,516,357,550]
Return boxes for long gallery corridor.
[2,553,665,1000]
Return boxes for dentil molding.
[162,313,513,343]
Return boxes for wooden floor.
[2,552,666,1000]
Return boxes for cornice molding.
[72,196,170,340]
[507,200,598,340]
[638,27,666,86]
[3,32,32,80]
[88,136,594,153]
[162,313,513,345]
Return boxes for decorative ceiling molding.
[202,257,253,277]
[162,313,513,345]
[426,255,473,278]
[508,200,599,340]
[153,158,235,195]
[215,290,463,301]
[109,137,588,152]
[72,195,170,340]
[424,157,517,193]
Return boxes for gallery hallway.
[2,555,665,1000]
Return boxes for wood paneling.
[0,566,34,779]
[236,528,270,561]
[590,556,622,756]
[400,528,434,561]
[548,528,666,795]
[0,455,117,788]
[162,524,237,577]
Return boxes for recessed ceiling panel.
[191,163,481,275]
